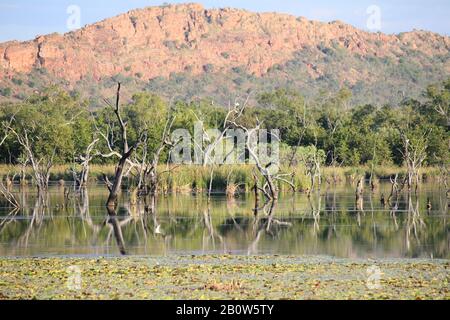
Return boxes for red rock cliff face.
[0,3,449,83]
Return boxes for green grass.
[0,164,444,192]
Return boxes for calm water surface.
[0,182,448,258]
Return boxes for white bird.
[155,224,164,235]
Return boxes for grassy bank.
[0,256,448,300]
[0,164,444,193]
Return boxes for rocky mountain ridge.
[1,3,449,105]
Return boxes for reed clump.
[0,164,445,193]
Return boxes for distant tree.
[1,86,90,190]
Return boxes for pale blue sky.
[0,0,449,42]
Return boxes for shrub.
[163,40,177,50]
[14,92,27,100]
[233,77,245,86]
[130,16,138,28]
[0,87,12,97]
[231,66,244,74]
[203,64,214,73]
[11,77,23,86]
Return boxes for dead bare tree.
[187,98,251,202]
[327,149,344,185]
[369,143,378,192]
[227,118,295,201]
[287,100,309,168]
[1,113,52,192]
[288,128,305,168]
[135,115,176,196]
[100,83,139,209]
[388,173,399,204]
[355,176,364,212]
[72,136,99,189]
[300,146,323,196]
[17,154,29,186]
[7,128,53,192]
[0,119,20,207]
[199,98,251,167]
[431,152,449,192]
[181,95,294,202]
[0,178,19,208]
[247,124,278,200]
[251,169,260,211]
[399,131,428,193]
[98,92,176,201]
[0,113,15,146]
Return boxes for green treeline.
[0,78,448,168]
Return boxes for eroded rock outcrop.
[0,3,448,82]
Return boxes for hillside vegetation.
[0,78,448,173]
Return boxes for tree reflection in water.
[0,183,447,258]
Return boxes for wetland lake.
[0,181,448,259]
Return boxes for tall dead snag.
[355,176,364,212]
[0,118,20,208]
[399,131,428,193]
[247,124,278,201]
[98,96,175,200]
[72,137,99,189]
[8,128,53,192]
[251,169,260,211]
[227,118,294,202]
[102,83,137,210]
[190,98,250,201]
[369,144,378,192]
[15,155,29,186]
[434,155,448,190]
[138,115,175,196]
[300,145,323,196]
[388,174,399,204]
